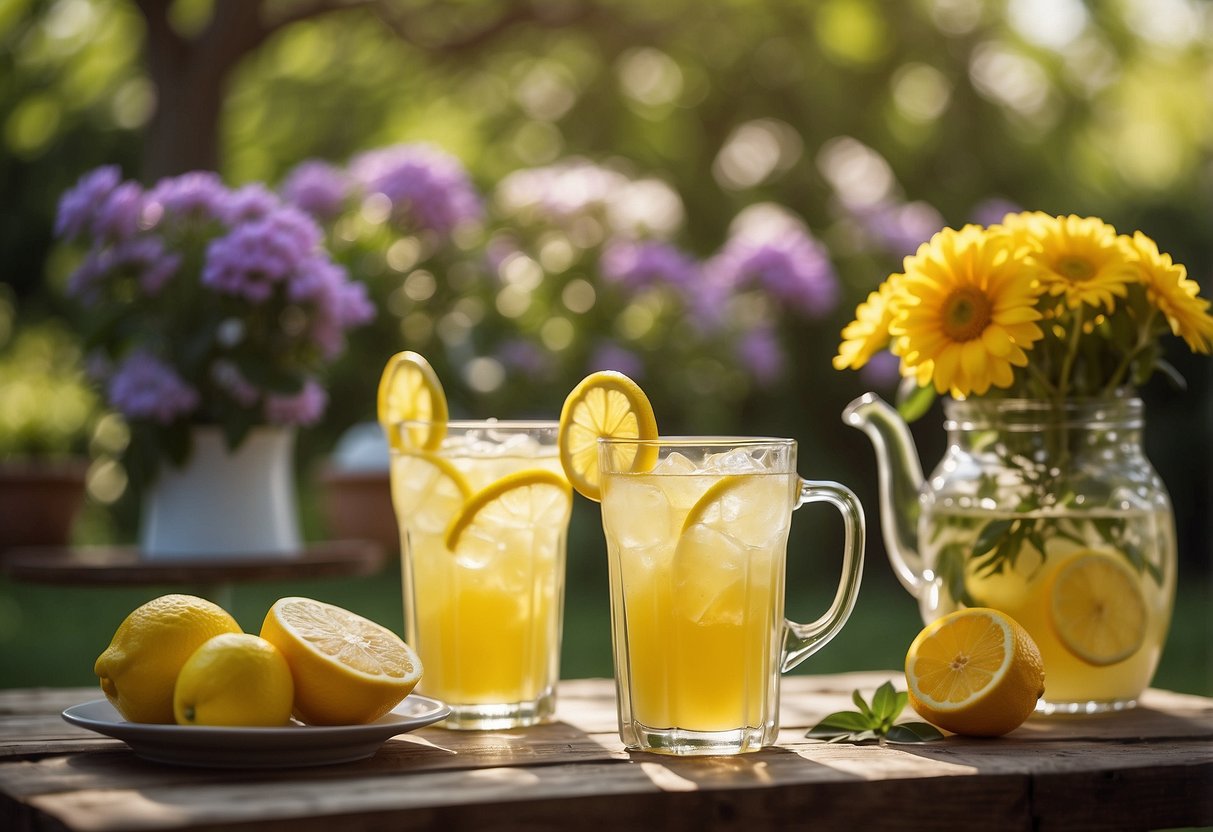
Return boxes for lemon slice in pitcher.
[377,351,448,451]
[557,371,658,501]
[1049,551,1148,667]
[445,470,573,552]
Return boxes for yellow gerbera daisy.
[1007,214,1138,311]
[833,276,901,371]
[995,210,1053,253]
[1129,231,1213,354]
[890,225,1044,398]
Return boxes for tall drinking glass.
[598,436,865,755]
[392,420,570,729]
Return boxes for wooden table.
[2,672,1211,831]
[0,541,385,586]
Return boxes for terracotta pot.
[317,466,397,555]
[0,459,89,551]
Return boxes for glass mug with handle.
[598,436,865,755]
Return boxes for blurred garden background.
[1,0,1211,695]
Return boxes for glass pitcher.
[845,392,1177,713]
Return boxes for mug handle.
[782,478,866,673]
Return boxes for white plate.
[61,695,450,768]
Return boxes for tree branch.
[369,1,595,56]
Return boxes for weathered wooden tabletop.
[2,671,1211,831]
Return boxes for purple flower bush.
[348,144,483,237]
[54,166,373,470]
[273,148,845,429]
[709,220,840,318]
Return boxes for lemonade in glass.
[597,436,864,755]
[379,351,571,730]
[392,420,570,729]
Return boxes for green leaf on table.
[806,685,944,745]
[885,722,946,743]
[806,710,874,737]
[852,689,873,720]
[870,681,904,725]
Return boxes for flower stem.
[1056,305,1085,403]
[1103,307,1160,395]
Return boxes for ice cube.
[451,526,500,570]
[602,481,674,550]
[674,525,747,625]
[719,476,794,549]
[492,431,541,456]
[649,453,711,511]
[652,451,699,476]
[704,448,765,475]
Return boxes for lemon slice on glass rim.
[1049,550,1148,667]
[557,371,659,501]
[377,351,448,451]
[444,469,573,552]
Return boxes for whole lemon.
[94,594,242,723]
[173,633,294,727]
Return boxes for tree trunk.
[136,0,263,183]
[142,62,226,182]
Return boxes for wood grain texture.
[1,673,1210,832]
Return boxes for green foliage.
[806,681,943,744]
[2,0,1210,557]
[0,292,98,458]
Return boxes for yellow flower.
[833,277,900,371]
[890,225,1044,398]
[1129,231,1213,354]
[1002,213,1137,312]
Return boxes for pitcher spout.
[842,393,927,596]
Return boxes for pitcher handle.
[782,478,866,673]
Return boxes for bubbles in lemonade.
[395,425,567,717]
[601,452,794,735]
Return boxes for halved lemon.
[557,371,658,501]
[376,351,448,451]
[1049,551,1147,667]
[905,607,1044,737]
[445,469,573,552]
[260,597,423,725]
[391,451,472,535]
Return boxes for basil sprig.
[806,681,944,744]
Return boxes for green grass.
[2,551,1209,697]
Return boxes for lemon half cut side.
[260,597,423,725]
[905,607,1045,737]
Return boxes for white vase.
[140,426,302,560]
